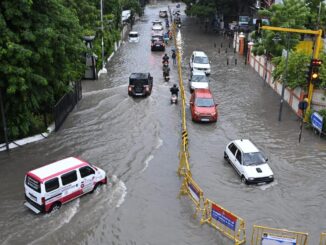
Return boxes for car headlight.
[248,177,254,181]
[195,111,200,116]
[269,175,274,178]
[211,111,216,116]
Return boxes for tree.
[0,0,85,139]
[251,0,310,57]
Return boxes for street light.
[273,33,290,121]
[99,0,107,75]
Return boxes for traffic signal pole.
[260,26,323,122]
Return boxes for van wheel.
[241,176,247,185]
[224,151,228,160]
[49,202,61,213]
[91,183,100,193]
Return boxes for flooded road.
[0,2,326,245]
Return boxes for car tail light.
[128,86,133,91]
[41,197,45,205]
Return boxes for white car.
[189,51,211,75]
[152,20,163,27]
[224,139,274,184]
[152,24,163,32]
[189,70,209,92]
[128,31,139,43]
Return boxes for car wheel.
[241,176,248,185]
[91,183,101,193]
[223,151,229,160]
[49,202,61,213]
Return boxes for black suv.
[128,73,153,97]
[151,36,165,51]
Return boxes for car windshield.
[191,75,209,83]
[129,34,138,38]
[194,56,209,64]
[195,98,214,107]
[243,152,266,166]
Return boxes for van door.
[61,170,82,203]
[79,166,96,193]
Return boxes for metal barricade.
[251,225,308,245]
[54,81,82,131]
[179,173,204,218]
[201,199,246,245]
[320,232,326,245]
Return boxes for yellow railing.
[251,225,308,245]
[320,232,326,245]
[201,199,246,245]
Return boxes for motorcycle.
[162,60,169,68]
[171,94,178,104]
[164,73,170,82]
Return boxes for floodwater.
[0,2,325,245]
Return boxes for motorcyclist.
[170,84,179,97]
[163,64,170,77]
[162,53,169,64]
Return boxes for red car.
[190,89,218,122]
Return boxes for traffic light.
[310,59,323,84]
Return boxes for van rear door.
[24,175,43,213]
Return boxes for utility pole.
[0,88,9,151]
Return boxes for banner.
[211,203,237,231]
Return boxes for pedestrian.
[172,50,176,65]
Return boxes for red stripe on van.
[61,189,83,203]
[27,163,89,183]
[42,163,88,182]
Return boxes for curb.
[0,123,55,152]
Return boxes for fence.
[54,80,82,131]
[251,225,308,245]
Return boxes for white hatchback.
[189,70,209,92]
[224,139,274,184]
[190,51,211,75]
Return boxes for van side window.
[228,143,237,156]
[79,166,95,178]
[61,171,78,186]
[45,178,59,192]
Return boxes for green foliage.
[319,53,326,89]
[271,51,310,89]
[252,0,310,57]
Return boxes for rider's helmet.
[173,84,177,87]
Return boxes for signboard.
[211,203,237,231]
[311,112,323,133]
[262,234,296,245]
[188,182,200,202]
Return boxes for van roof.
[234,139,259,153]
[194,88,213,98]
[27,157,89,183]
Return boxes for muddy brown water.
[0,2,325,245]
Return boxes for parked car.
[159,10,168,18]
[24,157,107,214]
[151,37,165,51]
[128,31,139,43]
[190,88,218,122]
[189,51,211,75]
[128,73,153,97]
[189,70,209,92]
[224,139,274,184]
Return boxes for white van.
[128,31,139,43]
[24,157,107,214]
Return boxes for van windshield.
[129,33,138,38]
[26,175,41,193]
